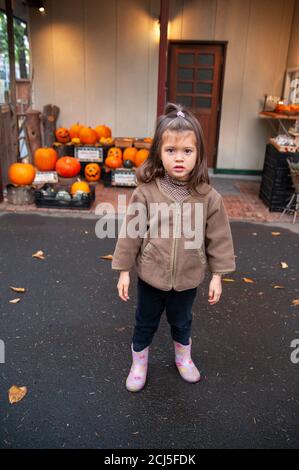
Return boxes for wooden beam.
[5,0,19,160]
[157,0,169,117]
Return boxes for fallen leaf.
[292,299,299,306]
[10,287,26,293]
[243,277,255,283]
[8,385,27,404]
[100,254,113,260]
[280,262,288,269]
[32,250,45,260]
[271,232,281,236]
[9,298,21,304]
[273,285,284,289]
[222,278,235,282]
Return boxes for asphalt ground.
[0,213,298,449]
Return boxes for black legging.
[132,277,197,352]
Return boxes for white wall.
[29,0,160,138]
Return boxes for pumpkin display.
[56,157,81,178]
[79,126,98,145]
[123,159,134,169]
[135,149,149,167]
[8,163,36,186]
[95,125,112,140]
[70,181,91,195]
[69,123,84,139]
[123,147,137,165]
[84,163,101,182]
[34,147,58,171]
[55,127,71,144]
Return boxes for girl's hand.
[117,271,130,301]
[208,274,222,305]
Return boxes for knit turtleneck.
[159,171,191,203]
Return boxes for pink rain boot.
[174,338,201,383]
[125,344,149,392]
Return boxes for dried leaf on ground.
[8,385,27,404]
[280,262,288,269]
[271,232,281,236]
[273,285,284,289]
[32,250,45,260]
[222,278,235,282]
[100,254,113,260]
[292,299,299,306]
[9,298,21,304]
[243,277,255,283]
[10,287,26,293]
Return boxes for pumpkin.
[123,159,134,169]
[144,137,153,143]
[123,147,137,164]
[55,127,71,144]
[84,163,101,182]
[105,155,122,169]
[70,181,91,195]
[79,126,98,145]
[34,147,58,171]
[71,137,81,144]
[95,125,112,140]
[100,137,114,145]
[107,147,122,161]
[69,123,84,139]
[56,157,81,178]
[8,163,36,186]
[135,149,149,167]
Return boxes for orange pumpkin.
[56,157,81,178]
[135,149,149,167]
[105,156,122,169]
[123,147,137,165]
[34,147,58,171]
[70,181,91,195]
[69,123,84,139]
[95,125,112,140]
[8,163,36,186]
[79,126,98,145]
[55,127,71,144]
[107,147,122,161]
[84,163,101,182]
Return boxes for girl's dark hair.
[136,102,210,194]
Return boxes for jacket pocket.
[140,241,153,260]
[197,247,207,265]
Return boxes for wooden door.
[168,42,225,168]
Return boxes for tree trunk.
[41,104,60,147]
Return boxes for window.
[0,10,30,103]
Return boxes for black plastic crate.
[34,185,95,210]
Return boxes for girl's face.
[160,130,197,181]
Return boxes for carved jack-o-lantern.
[84,163,101,182]
[107,147,122,161]
[55,127,71,144]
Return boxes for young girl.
[112,103,236,392]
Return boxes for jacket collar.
[155,177,212,203]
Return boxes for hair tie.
[177,110,185,118]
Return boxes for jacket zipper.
[171,202,181,289]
